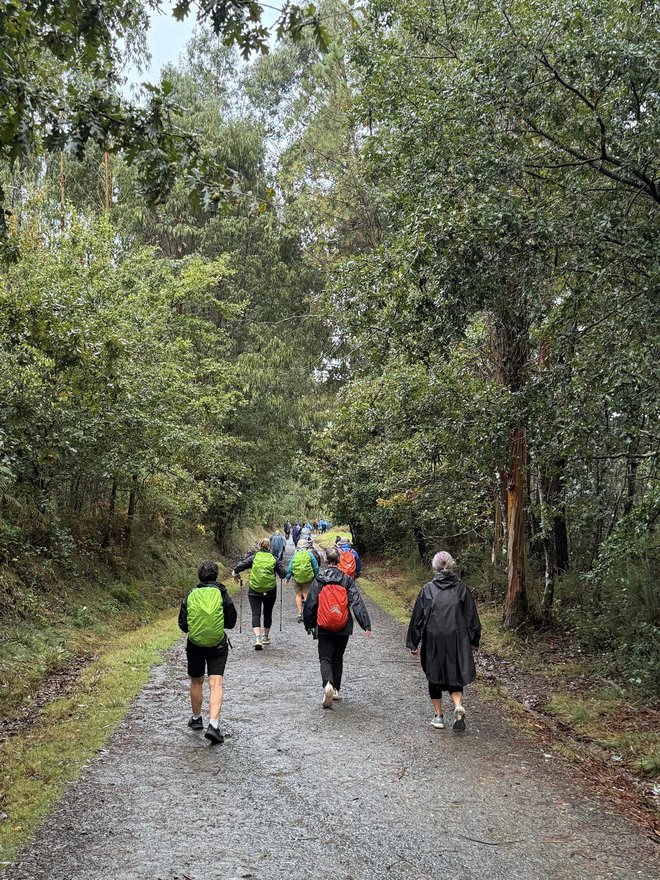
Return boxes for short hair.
[326,546,340,564]
[259,538,271,552]
[198,561,219,582]
[432,551,456,572]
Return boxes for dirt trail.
[5,539,659,880]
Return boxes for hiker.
[292,522,302,548]
[270,529,286,562]
[232,538,287,650]
[336,536,361,579]
[284,520,292,540]
[406,551,481,732]
[178,560,237,745]
[303,545,372,709]
[286,540,320,623]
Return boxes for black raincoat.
[406,571,481,687]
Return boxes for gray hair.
[432,551,456,572]
[325,546,340,565]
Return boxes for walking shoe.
[453,704,466,732]
[262,634,271,646]
[332,689,341,700]
[254,637,263,651]
[204,725,225,745]
[297,613,303,623]
[431,714,444,729]
[322,682,334,709]
[188,715,204,730]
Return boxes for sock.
[192,714,202,721]
[209,718,219,729]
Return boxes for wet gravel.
[5,546,659,880]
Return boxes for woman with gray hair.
[406,551,481,731]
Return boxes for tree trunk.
[413,524,427,562]
[491,486,503,565]
[503,425,528,628]
[124,474,138,547]
[101,479,117,549]
[538,469,557,615]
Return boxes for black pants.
[317,631,350,690]
[249,588,277,629]
[428,682,463,699]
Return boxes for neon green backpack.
[187,585,224,647]
[250,551,277,592]
[291,549,314,584]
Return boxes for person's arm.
[275,557,288,579]
[309,552,319,576]
[220,584,237,630]
[353,550,362,577]
[346,578,371,631]
[233,553,255,576]
[463,585,481,648]
[406,590,426,650]
[178,594,189,633]
[285,556,294,580]
[303,578,321,631]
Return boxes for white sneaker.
[431,714,444,729]
[254,637,263,651]
[262,634,271,646]
[322,682,334,709]
[453,704,466,731]
[332,689,341,700]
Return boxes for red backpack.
[317,582,349,631]
[338,549,357,578]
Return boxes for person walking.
[337,536,361,579]
[292,522,302,548]
[283,520,292,540]
[406,551,481,731]
[285,539,319,623]
[232,538,287,650]
[270,530,286,562]
[178,561,237,744]
[304,546,372,708]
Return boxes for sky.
[123,3,196,91]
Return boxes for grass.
[0,610,181,864]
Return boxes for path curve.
[6,540,659,880]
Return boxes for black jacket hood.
[316,566,347,586]
[432,571,459,590]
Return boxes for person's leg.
[317,631,335,686]
[295,584,303,616]
[190,676,204,716]
[332,635,350,692]
[262,588,277,636]
[428,681,443,718]
[249,592,262,637]
[451,687,466,730]
[208,675,223,719]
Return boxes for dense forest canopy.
[0,1,658,686]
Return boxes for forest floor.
[3,537,659,880]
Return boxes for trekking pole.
[279,575,283,632]
[238,576,243,634]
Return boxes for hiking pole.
[279,575,283,632]
[238,575,243,634]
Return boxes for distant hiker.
[286,541,320,623]
[312,519,319,532]
[336,537,361,579]
[406,551,481,732]
[303,545,372,709]
[319,519,328,534]
[304,521,312,531]
[284,520,292,540]
[232,538,287,650]
[178,561,237,745]
[270,530,286,562]
[292,522,302,547]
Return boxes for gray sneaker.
[453,704,466,732]
[254,637,263,651]
[431,714,444,729]
[262,634,271,646]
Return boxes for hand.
[363,629,372,638]
[231,571,239,581]
[285,579,291,586]
[410,647,419,656]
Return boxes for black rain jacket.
[304,566,371,637]
[406,571,481,687]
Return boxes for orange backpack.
[338,548,357,578]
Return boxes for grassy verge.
[355,554,660,795]
[0,610,180,864]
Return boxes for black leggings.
[428,682,463,699]
[249,588,277,629]
[317,631,350,690]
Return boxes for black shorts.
[428,682,463,699]
[186,639,228,678]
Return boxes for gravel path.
[6,540,659,880]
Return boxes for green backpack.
[250,551,277,592]
[187,585,224,647]
[291,549,314,584]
